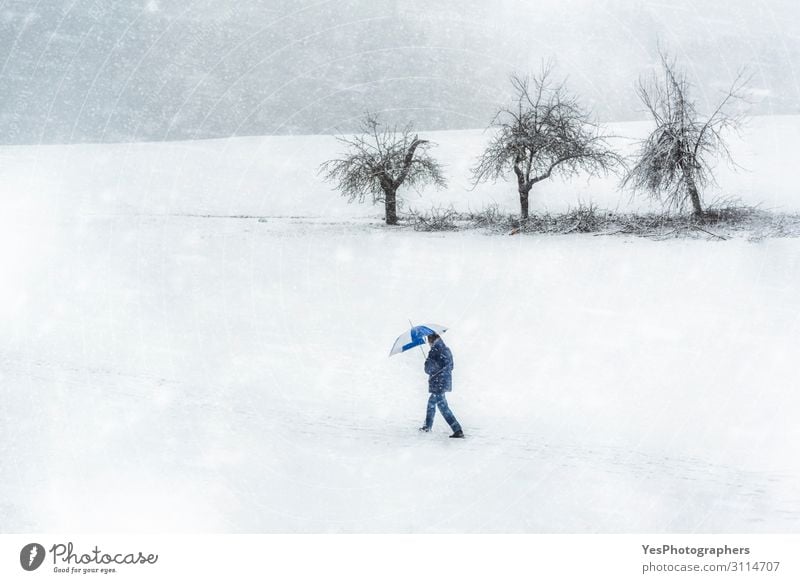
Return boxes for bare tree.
[319,113,446,225]
[472,64,621,220]
[623,51,749,216]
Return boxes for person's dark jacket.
[424,338,454,393]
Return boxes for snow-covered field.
[1,117,799,532]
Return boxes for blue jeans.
[424,393,462,432]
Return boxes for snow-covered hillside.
[1,118,799,532]
[2,116,800,220]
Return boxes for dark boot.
[449,430,464,438]
[419,426,431,432]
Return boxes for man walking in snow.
[419,333,464,438]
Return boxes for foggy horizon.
[2,0,799,145]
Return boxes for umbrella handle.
[409,319,427,358]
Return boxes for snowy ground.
[2,118,800,533]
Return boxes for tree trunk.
[384,188,398,225]
[684,169,703,217]
[514,162,532,221]
[519,187,531,220]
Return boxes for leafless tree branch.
[472,65,623,219]
[319,113,446,225]
[622,49,749,216]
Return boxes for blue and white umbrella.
[389,323,448,356]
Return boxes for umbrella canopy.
[389,323,448,356]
